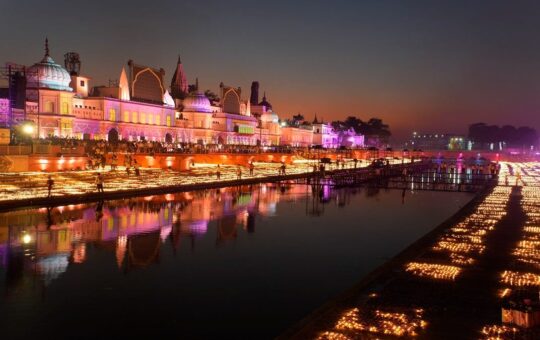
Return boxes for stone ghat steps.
[0,163,430,212]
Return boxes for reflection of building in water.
[217,215,238,244]
[125,231,161,269]
[0,184,299,289]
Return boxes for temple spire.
[170,54,188,99]
[313,114,319,124]
[45,37,49,57]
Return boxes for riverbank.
[0,161,422,211]
[281,162,540,339]
[279,182,495,339]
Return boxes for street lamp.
[21,121,35,154]
[22,124,34,135]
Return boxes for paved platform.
[282,162,540,339]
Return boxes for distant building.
[312,118,338,148]
[406,132,468,150]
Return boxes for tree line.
[468,123,538,148]
[331,116,391,140]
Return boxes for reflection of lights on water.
[188,220,208,236]
[160,225,172,242]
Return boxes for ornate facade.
[0,40,363,148]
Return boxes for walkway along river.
[283,161,540,339]
[0,172,477,338]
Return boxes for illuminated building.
[0,39,363,147]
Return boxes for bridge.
[298,165,496,193]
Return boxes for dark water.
[0,183,473,339]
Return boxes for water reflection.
[0,183,474,338]
[0,183,369,291]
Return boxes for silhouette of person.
[46,206,54,229]
[46,176,54,197]
[95,200,104,222]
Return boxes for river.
[0,183,473,339]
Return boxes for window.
[140,112,146,124]
[132,112,138,124]
[44,101,55,113]
[148,114,153,125]
[156,115,161,125]
[61,102,69,114]
[166,115,171,127]
[80,80,85,87]
[124,111,130,122]
[109,109,116,122]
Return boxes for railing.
[0,144,86,156]
[0,145,31,155]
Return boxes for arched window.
[124,111,130,122]
[166,115,171,127]
[148,114,153,125]
[140,112,146,124]
[156,115,161,125]
[132,112,138,124]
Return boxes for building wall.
[280,127,313,147]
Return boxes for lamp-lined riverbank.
[283,161,540,339]
[0,160,424,211]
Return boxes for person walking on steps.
[96,173,104,193]
[47,175,54,197]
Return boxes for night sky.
[1,0,539,141]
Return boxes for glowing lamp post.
[21,121,35,154]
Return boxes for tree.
[468,123,538,149]
[204,90,219,103]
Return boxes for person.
[134,159,140,176]
[216,164,221,180]
[249,162,254,176]
[515,170,522,186]
[46,175,54,197]
[504,174,509,186]
[96,172,104,193]
[401,188,406,204]
[281,163,286,175]
[111,153,118,171]
[236,167,242,180]
[319,163,325,177]
[353,158,358,168]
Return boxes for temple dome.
[163,90,175,107]
[26,40,72,91]
[182,92,212,113]
[258,95,272,109]
[260,110,279,123]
